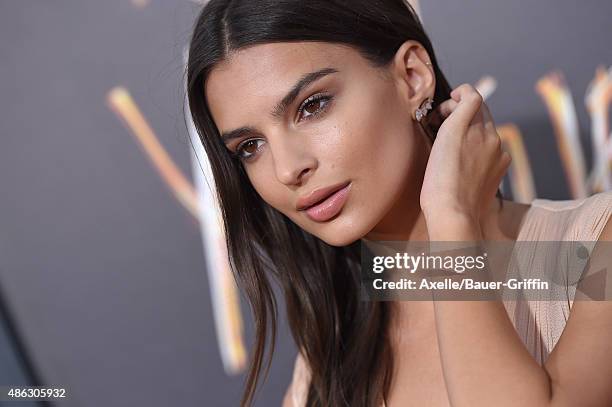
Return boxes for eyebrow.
[220,67,339,144]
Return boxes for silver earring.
[415,97,434,122]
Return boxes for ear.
[391,40,436,119]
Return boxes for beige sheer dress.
[286,191,612,407]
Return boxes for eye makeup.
[229,92,335,162]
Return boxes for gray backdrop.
[0,0,610,406]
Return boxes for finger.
[479,102,504,151]
[444,84,484,132]
[450,83,483,103]
[453,84,486,128]
[435,84,482,120]
[494,148,512,172]
[480,102,497,131]
[493,151,512,184]
[502,151,512,166]
[486,151,512,201]
[434,99,458,120]
[429,98,458,128]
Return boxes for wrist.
[425,212,482,241]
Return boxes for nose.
[270,136,318,186]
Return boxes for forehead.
[205,42,365,131]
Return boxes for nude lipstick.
[297,182,352,222]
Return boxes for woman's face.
[206,41,433,246]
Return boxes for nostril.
[297,168,312,182]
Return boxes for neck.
[363,196,525,243]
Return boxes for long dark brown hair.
[186,1,503,405]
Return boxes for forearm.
[433,300,553,406]
[427,216,553,407]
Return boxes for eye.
[231,93,333,163]
[297,93,333,122]
[234,138,265,161]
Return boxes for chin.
[318,233,359,247]
[310,217,371,247]
[295,221,354,247]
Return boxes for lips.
[296,181,351,211]
[297,181,352,222]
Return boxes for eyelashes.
[231,92,334,162]
[234,139,264,161]
[297,93,333,121]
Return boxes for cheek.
[330,98,416,182]
[245,164,294,216]
[248,172,280,205]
